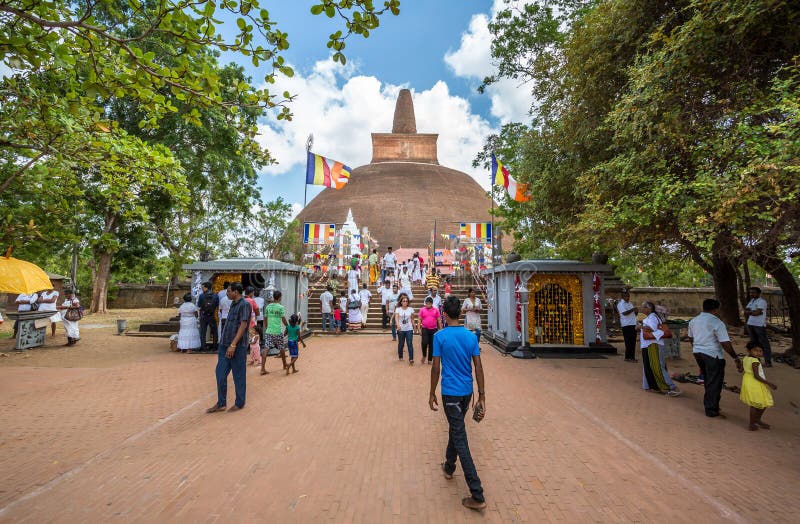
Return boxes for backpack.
[200,293,216,316]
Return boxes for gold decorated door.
[212,273,242,293]
[528,274,584,345]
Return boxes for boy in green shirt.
[284,313,306,374]
[261,290,288,375]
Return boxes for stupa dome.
[296,89,494,250]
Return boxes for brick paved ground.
[0,329,798,523]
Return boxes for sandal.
[748,424,759,431]
[755,421,771,429]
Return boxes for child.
[333,304,342,336]
[338,290,348,333]
[740,342,777,431]
[284,314,306,374]
[248,326,262,366]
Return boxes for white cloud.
[290,202,303,220]
[254,61,497,190]
[443,14,493,79]
[444,3,534,123]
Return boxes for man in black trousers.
[197,282,219,351]
[617,290,638,362]
[688,299,743,417]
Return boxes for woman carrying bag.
[59,289,82,346]
[640,301,681,396]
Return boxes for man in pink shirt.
[418,296,442,364]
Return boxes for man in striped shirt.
[425,269,441,293]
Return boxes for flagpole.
[304,133,313,208]
[490,159,495,268]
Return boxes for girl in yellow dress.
[740,342,777,431]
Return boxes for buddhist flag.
[306,151,352,189]
[303,223,336,245]
[491,153,530,202]
[460,223,492,242]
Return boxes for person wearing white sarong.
[358,284,372,328]
[347,289,362,330]
[38,288,61,337]
[58,290,81,346]
[347,264,360,294]
[398,265,413,301]
[411,253,422,284]
[177,293,201,352]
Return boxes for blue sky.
[217,0,531,217]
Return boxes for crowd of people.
[616,287,779,430]
[198,281,306,414]
[5,288,84,346]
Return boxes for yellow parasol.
[0,247,53,295]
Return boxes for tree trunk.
[754,252,800,359]
[711,238,741,326]
[90,251,113,313]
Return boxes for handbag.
[64,308,82,321]
[642,323,673,340]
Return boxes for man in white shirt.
[617,290,638,362]
[386,284,400,341]
[14,292,38,338]
[38,288,61,337]
[320,286,334,332]
[382,247,397,284]
[359,283,372,328]
[688,299,743,418]
[217,281,230,303]
[218,289,232,337]
[254,289,266,351]
[427,287,442,310]
[745,286,772,367]
[377,280,392,330]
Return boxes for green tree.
[0,0,399,130]
[482,0,800,355]
[224,197,299,259]
[108,59,269,282]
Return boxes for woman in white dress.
[58,289,82,346]
[411,253,422,284]
[346,289,362,330]
[462,287,483,341]
[176,293,201,353]
[38,288,61,338]
[398,265,413,301]
[347,263,360,294]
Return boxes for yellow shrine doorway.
[528,274,584,345]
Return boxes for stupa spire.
[370,88,438,164]
[392,89,417,134]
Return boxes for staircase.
[305,277,488,335]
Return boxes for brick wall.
[627,287,784,317]
[107,283,192,309]
[370,133,438,163]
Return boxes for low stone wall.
[628,287,783,317]
[107,283,192,309]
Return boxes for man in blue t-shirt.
[429,295,486,511]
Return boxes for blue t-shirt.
[433,326,480,396]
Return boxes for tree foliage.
[483,0,800,351]
[0,0,400,310]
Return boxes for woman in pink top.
[417,296,442,365]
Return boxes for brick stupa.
[296,89,494,250]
